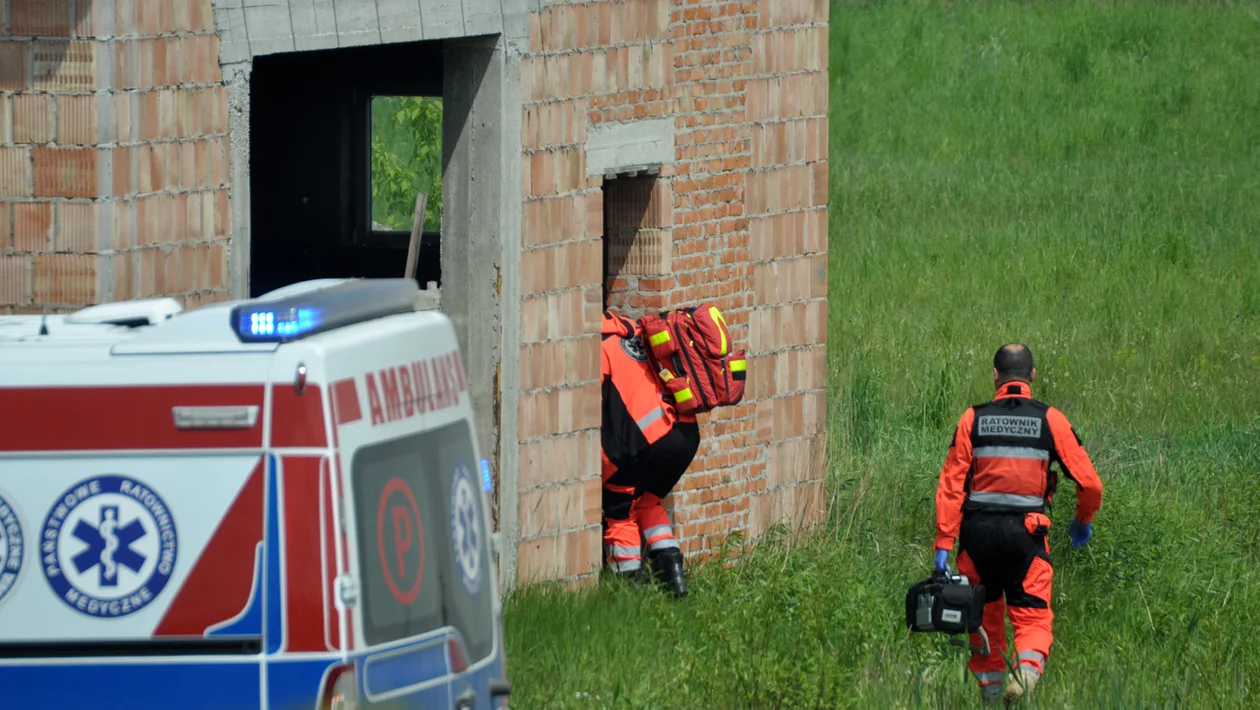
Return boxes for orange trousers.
[602,422,700,572]
[957,512,1055,693]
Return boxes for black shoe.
[648,547,688,598]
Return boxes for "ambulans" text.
[365,350,467,426]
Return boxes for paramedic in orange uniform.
[600,310,699,597]
[934,344,1103,705]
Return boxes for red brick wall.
[516,0,828,586]
[0,0,231,314]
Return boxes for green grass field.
[504,2,1260,707]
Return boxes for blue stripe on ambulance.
[0,662,263,710]
[266,455,284,655]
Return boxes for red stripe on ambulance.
[281,456,326,652]
[363,350,467,427]
[322,459,341,651]
[155,458,266,636]
[332,378,362,425]
[270,384,328,448]
[0,385,265,451]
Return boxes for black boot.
[648,547,688,598]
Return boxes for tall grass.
[505,2,1260,707]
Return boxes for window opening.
[369,96,444,235]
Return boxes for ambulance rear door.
[315,311,505,709]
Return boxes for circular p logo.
[375,477,425,605]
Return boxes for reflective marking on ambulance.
[975,416,1042,438]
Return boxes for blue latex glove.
[934,548,950,572]
[1069,518,1092,548]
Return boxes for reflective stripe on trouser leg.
[642,524,679,550]
[631,493,678,549]
[1017,650,1046,676]
[607,543,643,571]
[608,557,642,573]
[974,671,1005,696]
[604,512,642,571]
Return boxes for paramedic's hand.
[934,548,949,573]
[1069,518,1092,548]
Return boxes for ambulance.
[0,278,511,710]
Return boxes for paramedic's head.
[993,343,1035,387]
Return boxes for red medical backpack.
[636,304,747,416]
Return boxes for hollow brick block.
[0,147,34,197]
[34,253,96,305]
[32,40,96,92]
[13,202,52,252]
[0,255,34,305]
[12,94,54,144]
[57,202,99,253]
[11,0,72,37]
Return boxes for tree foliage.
[370,96,443,232]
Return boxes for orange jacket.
[601,311,680,470]
[935,381,1103,550]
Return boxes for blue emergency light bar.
[230,278,420,343]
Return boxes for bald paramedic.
[934,344,1103,705]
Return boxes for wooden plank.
[404,191,429,280]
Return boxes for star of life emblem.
[0,490,26,606]
[449,463,482,596]
[41,475,178,618]
[621,334,648,363]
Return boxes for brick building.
[0,0,829,589]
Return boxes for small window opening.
[602,173,663,316]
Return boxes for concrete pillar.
[440,35,524,592]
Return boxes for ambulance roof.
[0,278,424,357]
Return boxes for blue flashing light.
[243,308,319,338]
[480,458,494,494]
[229,278,420,344]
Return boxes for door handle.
[454,686,477,709]
[489,679,512,697]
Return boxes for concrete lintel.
[293,33,340,52]
[423,0,466,39]
[462,0,504,36]
[217,0,512,60]
[380,0,426,47]
[332,0,383,44]
[242,0,296,56]
[289,0,340,48]
[586,117,676,177]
